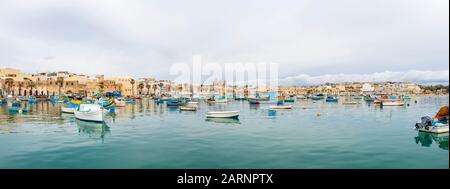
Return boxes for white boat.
[61,107,75,114]
[269,105,293,110]
[187,101,199,105]
[114,98,126,107]
[382,101,405,106]
[215,99,228,103]
[418,123,449,134]
[74,104,104,123]
[180,106,198,111]
[342,101,360,105]
[206,111,239,118]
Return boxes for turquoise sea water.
[0,96,448,168]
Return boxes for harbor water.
[0,96,448,168]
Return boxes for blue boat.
[0,99,7,105]
[28,96,37,103]
[311,96,323,100]
[326,96,339,102]
[364,95,376,102]
[167,99,184,107]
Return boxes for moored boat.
[269,105,293,110]
[74,104,104,123]
[381,101,405,106]
[326,96,338,102]
[180,106,198,111]
[206,111,240,118]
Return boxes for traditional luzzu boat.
[206,111,240,118]
[248,98,284,105]
[377,95,405,106]
[8,100,27,113]
[269,105,293,110]
[0,98,6,105]
[310,94,325,101]
[364,95,376,102]
[402,95,412,100]
[325,96,339,102]
[353,95,363,100]
[98,98,116,113]
[296,95,308,101]
[74,104,104,123]
[284,96,295,103]
[61,99,82,114]
[167,99,184,107]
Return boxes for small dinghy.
[382,101,405,106]
[206,111,239,118]
[269,105,293,110]
[418,122,449,134]
[180,106,198,111]
[74,104,104,123]
[415,116,449,134]
[342,101,360,105]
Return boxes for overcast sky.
[0,0,448,85]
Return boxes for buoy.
[316,112,321,116]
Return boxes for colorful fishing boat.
[284,96,295,103]
[311,94,325,101]
[0,98,6,105]
[61,99,82,114]
[364,95,376,102]
[326,96,339,102]
[167,99,184,107]
[74,104,104,123]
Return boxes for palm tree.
[25,78,36,96]
[5,78,14,95]
[138,83,144,95]
[57,77,64,95]
[98,82,105,92]
[145,83,151,95]
[152,84,157,96]
[158,83,164,96]
[130,79,135,96]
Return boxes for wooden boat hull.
[419,125,449,134]
[180,106,198,111]
[382,101,404,106]
[206,111,240,118]
[74,104,104,123]
[269,105,293,110]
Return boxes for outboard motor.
[415,116,433,129]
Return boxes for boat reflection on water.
[206,117,241,125]
[76,120,110,140]
[249,104,260,110]
[414,132,449,150]
[268,109,277,117]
